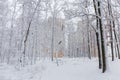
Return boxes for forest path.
[0,58,120,80]
[41,58,120,80]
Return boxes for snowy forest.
[0,0,120,80]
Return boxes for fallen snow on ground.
[0,58,120,80]
[0,61,45,80]
[42,58,120,80]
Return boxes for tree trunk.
[93,0,102,69]
[97,1,106,73]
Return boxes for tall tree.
[93,0,106,73]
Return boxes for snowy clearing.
[0,58,120,80]
[0,62,45,80]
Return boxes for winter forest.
[0,0,120,80]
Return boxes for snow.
[41,58,120,80]
[0,58,120,80]
[0,62,45,80]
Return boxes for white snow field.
[0,58,120,80]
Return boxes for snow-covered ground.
[0,58,120,80]
[0,61,45,80]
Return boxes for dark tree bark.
[113,21,120,59]
[93,0,106,73]
[93,0,102,69]
[107,0,120,59]
[107,0,114,61]
[96,32,102,69]
[97,1,106,73]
